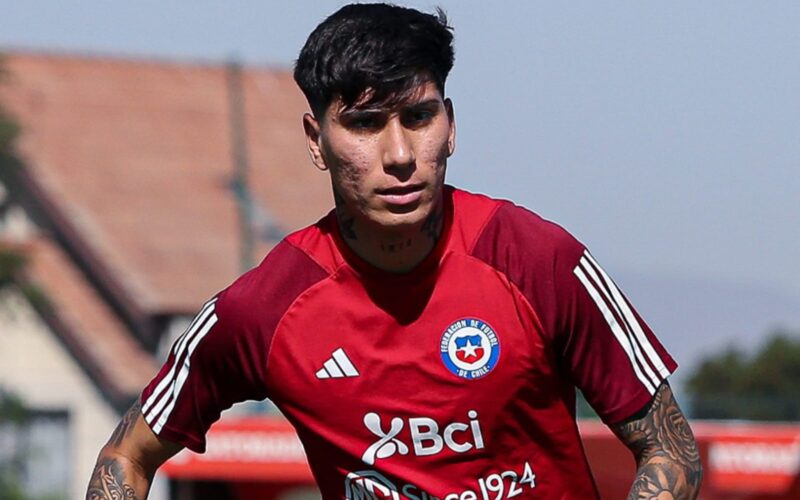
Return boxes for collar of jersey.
[329,185,455,284]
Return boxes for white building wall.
[0,287,117,499]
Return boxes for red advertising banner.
[160,416,313,481]
[579,421,800,498]
[695,423,800,494]
[162,416,800,498]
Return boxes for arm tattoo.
[612,383,702,499]
[86,402,145,499]
[109,400,141,448]
[86,457,139,500]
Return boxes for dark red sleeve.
[472,202,677,424]
[554,242,677,423]
[139,241,328,452]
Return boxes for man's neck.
[335,201,444,274]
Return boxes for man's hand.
[611,382,703,500]
[86,400,182,499]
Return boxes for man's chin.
[384,203,420,216]
[369,209,428,233]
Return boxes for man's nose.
[380,118,415,171]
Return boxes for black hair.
[294,3,454,118]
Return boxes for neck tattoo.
[333,189,357,240]
[421,200,444,244]
[380,239,413,254]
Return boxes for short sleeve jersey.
[141,186,677,499]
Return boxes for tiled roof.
[0,52,333,315]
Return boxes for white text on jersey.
[361,411,484,465]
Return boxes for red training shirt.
[141,186,677,499]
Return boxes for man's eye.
[345,114,382,130]
[404,109,435,126]
[353,117,378,128]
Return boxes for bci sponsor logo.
[361,411,485,465]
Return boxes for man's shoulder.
[452,187,582,261]
[217,229,333,324]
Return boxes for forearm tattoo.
[86,457,139,500]
[86,402,145,499]
[612,383,702,499]
[109,400,141,447]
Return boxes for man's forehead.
[331,80,443,116]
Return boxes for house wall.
[0,286,118,499]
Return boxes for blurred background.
[0,1,797,498]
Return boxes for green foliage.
[0,388,28,499]
[686,330,800,420]
[19,283,52,314]
[0,388,28,423]
[0,249,53,315]
[0,56,19,182]
[0,112,20,154]
[0,476,24,500]
[0,248,28,285]
[0,58,62,500]
[0,56,19,154]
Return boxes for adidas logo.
[316,348,359,379]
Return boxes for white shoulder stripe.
[583,252,670,378]
[152,313,219,433]
[171,298,219,356]
[142,298,217,416]
[142,298,216,424]
[578,256,661,389]
[574,265,657,394]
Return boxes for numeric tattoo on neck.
[613,383,702,500]
[380,239,412,253]
[87,458,139,500]
[333,189,357,240]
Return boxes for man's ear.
[444,98,456,157]
[303,113,328,171]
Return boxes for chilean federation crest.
[440,318,500,379]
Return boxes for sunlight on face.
[316,80,455,234]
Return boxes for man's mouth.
[376,184,425,205]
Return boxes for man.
[86,4,702,499]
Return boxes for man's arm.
[86,400,182,499]
[611,382,702,500]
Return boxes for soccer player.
[86,4,702,499]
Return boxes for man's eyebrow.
[338,107,386,119]
[404,98,441,109]
[340,98,441,117]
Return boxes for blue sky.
[1,0,798,302]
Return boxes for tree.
[0,56,20,155]
[686,330,800,420]
[0,56,59,500]
[0,388,28,500]
[0,108,18,154]
[0,57,50,313]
